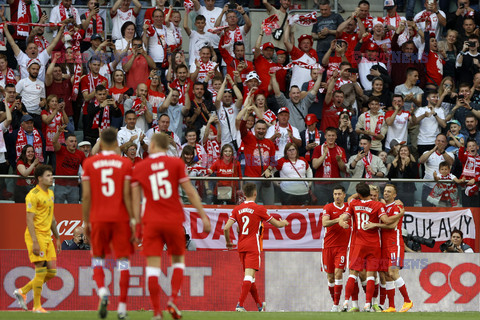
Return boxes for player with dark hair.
[132,133,211,320]
[363,184,412,312]
[82,128,135,319]
[321,185,351,312]
[14,164,61,313]
[339,182,392,312]
[223,182,289,312]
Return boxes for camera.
[458,94,465,99]
[94,2,100,9]
[440,240,460,252]
[58,98,64,104]
[15,95,22,101]
[460,3,465,8]
[79,234,84,244]
[228,0,236,10]
[405,233,436,251]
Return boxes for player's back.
[349,199,386,247]
[132,152,189,225]
[323,202,351,248]
[25,186,54,237]
[231,201,272,253]
[82,151,133,222]
[381,202,404,248]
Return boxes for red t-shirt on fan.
[312,144,346,178]
[240,120,276,177]
[347,199,386,247]
[229,201,273,253]
[381,202,404,248]
[209,159,242,187]
[131,152,189,225]
[320,102,341,131]
[81,151,133,222]
[55,145,86,186]
[81,74,108,114]
[322,202,351,248]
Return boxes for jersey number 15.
[148,170,172,200]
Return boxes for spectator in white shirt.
[266,107,302,161]
[110,0,142,41]
[49,0,82,37]
[117,110,148,157]
[15,60,46,131]
[414,0,446,41]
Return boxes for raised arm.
[110,0,123,16]
[237,5,251,34]
[284,23,293,52]
[46,25,66,56]
[214,4,228,27]
[183,9,192,36]
[132,0,142,15]
[3,24,21,56]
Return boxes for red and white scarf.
[205,127,221,168]
[196,60,216,84]
[92,103,110,130]
[365,112,384,140]
[262,14,280,35]
[361,15,374,30]
[274,122,293,151]
[72,63,83,101]
[131,98,146,116]
[45,111,65,152]
[385,13,402,39]
[222,26,243,47]
[307,79,321,102]
[0,68,16,85]
[59,2,78,24]
[427,173,459,206]
[208,25,229,34]
[304,129,321,162]
[334,78,352,91]
[171,78,192,105]
[319,143,343,178]
[17,0,40,37]
[362,152,373,179]
[462,153,480,179]
[415,10,434,33]
[34,35,49,53]
[16,127,43,163]
[85,10,103,41]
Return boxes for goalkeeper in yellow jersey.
[13,164,62,313]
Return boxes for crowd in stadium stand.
[0,0,479,207]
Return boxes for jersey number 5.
[149,170,173,200]
[101,168,115,197]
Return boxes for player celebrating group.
[321,185,351,312]
[339,182,403,312]
[132,133,211,320]
[223,182,289,312]
[364,184,413,312]
[82,128,135,319]
[14,165,62,313]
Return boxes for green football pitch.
[0,311,479,320]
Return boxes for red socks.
[365,277,375,304]
[334,280,343,305]
[146,267,161,316]
[238,276,253,306]
[328,283,335,302]
[119,270,130,304]
[93,267,105,290]
[171,264,185,303]
[344,275,357,302]
[386,281,395,308]
[250,282,261,305]
[395,277,411,303]
[379,284,387,306]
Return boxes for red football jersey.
[381,202,404,248]
[82,151,133,222]
[229,201,273,253]
[322,202,351,248]
[131,152,189,225]
[347,199,386,247]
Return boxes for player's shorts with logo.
[322,246,348,273]
[142,223,185,256]
[349,245,381,271]
[91,221,133,258]
[25,233,56,263]
[380,245,404,271]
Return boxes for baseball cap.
[298,34,313,45]
[384,0,395,9]
[448,119,461,127]
[305,114,319,125]
[276,49,287,55]
[78,141,92,147]
[278,107,289,114]
[262,42,275,50]
[243,71,262,86]
[390,138,406,149]
[91,33,103,41]
[27,59,41,69]
[21,114,34,123]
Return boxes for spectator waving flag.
[262,15,279,36]
[207,25,229,34]
[288,11,317,26]
[184,0,194,12]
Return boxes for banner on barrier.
[265,252,480,312]
[0,251,263,311]
[0,205,477,251]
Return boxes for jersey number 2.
[101,168,115,197]
[241,216,250,235]
[149,170,172,200]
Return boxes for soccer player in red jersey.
[364,184,413,312]
[339,182,392,312]
[131,133,211,320]
[223,182,289,312]
[322,185,351,312]
[82,128,135,320]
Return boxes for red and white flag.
[262,14,279,36]
[288,11,317,26]
[184,0,194,12]
[208,25,229,34]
